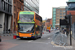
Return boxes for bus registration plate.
[23,37,27,38]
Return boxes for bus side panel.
[34,13,42,37]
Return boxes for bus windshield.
[19,14,34,22]
[18,23,34,33]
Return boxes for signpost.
[0,24,2,42]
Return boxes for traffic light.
[65,13,71,25]
[65,15,69,24]
[65,13,72,45]
[60,19,68,26]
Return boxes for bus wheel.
[39,36,41,38]
[0,39,1,42]
[33,38,36,40]
[33,37,38,40]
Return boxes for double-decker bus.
[17,11,42,39]
[46,26,51,31]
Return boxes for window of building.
[14,6,15,11]
[2,1,5,10]
[63,10,65,12]
[53,14,56,17]
[6,3,8,11]
[56,18,59,20]
[14,0,16,3]
[19,0,24,3]
[60,13,62,15]
[63,13,65,15]
[60,10,62,12]
[60,16,62,18]
[53,8,56,11]
[8,5,11,13]
[8,4,9,12]
[9,0,11,3]
[53,12,56,14]
[68,3,75,10]
[56,21,59,23]
[5,2,7,11]
[14,13,16,18]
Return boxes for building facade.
[11,0,39,32]
[67,0,75,24]
[0,0,12,33]
[45,19,52,28]
[52,8,56,28]
[50,19,52,26]
[11,0,24,32]
[52,7,66,28]
[24,0,39,14]
[56,7,66,28]
[66,0,75,45]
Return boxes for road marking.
[64,46,73,49]
[51,41,73,50]
[28,40,33,42]
[48,37,50,39]
[27,41,50,45]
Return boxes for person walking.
[49,29,50,33]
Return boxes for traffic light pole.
[69,15,72,46]
[64,13,72,46]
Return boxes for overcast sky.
[39,0,68,20]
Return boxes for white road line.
[48,37,50,39]
[28,40,33,42]
[64,46,73,49]
[53,46,62,48]
[28,41,50,44]
[53,45,73,50]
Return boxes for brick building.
[45,19,52,28]
[66,0,75,24]
[52,7,66,28]
[50,19,52,26]
[11,0,24,32]
[67,11,75,24]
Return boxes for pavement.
[51,31,75,50]
[67,34,75,50]
[0,30,75,50]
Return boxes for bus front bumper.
[16,36,35,38]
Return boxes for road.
[0,31,73,50]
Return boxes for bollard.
[13,35,16,39]
[13,33,17,39]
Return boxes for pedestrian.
[8,29,10,33]
[64,28,66,34]
[0,34,1,42]
[49,30,50,33]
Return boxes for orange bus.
[17,11,42,39]
[46,26,51,31]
